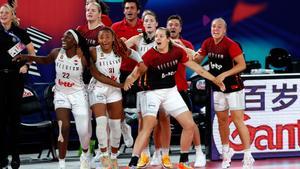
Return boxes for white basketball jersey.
[94,46,122,87]
[137,36,155,56]
[54,49,85,94]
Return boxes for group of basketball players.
[0,0,255,169]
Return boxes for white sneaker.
[150,151,161,166]
[58,159,65,169]
[242,156,255,169]
[194,153,206,167]
[80,153,91,169]
[121,122,133,147]
[221,148,234,168]
[91,151,101,168]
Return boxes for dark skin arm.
[89,47,123,88]
[14,48,59,64]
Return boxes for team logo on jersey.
[137,28,143,33]
[74,59,78,65]
[60,55,64,59]
[98,52,105,59]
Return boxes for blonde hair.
[142,9,157,21]
[86,2,102,13]
[0,3,20,26]
[211,17,227,29]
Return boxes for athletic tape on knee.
[58,120,64,143]
[96,116,108,148]
[108,119,121,148]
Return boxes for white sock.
[195,145,204,155]
[82,150,89,157]
[111,152,118,159]
[101,151,109,157]
[222,144,230,153]
[155,148,161,155]
[244,149,252,158]
[162,148,169,156]
[143,146,150,156]
[132,153,139,158]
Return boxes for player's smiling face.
[62,32,77,50]
[0,5,13,26]
[211,19,226,40]
[98,30,113,52]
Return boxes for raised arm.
[127,49,143,63]
[14,48,59,64]
[125,34,141,48]
[89,47,123,88]
[193,50,206,64]
[170,39,197,59]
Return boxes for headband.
[67,29,79,44]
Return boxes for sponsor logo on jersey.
[58,79,75,87]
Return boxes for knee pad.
[96,116,108,148]
[74,116,91,150]
[108,119,121,148]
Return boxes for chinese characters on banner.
[212,77,300,160]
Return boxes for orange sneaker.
[161,155,173,169]
[137,152,150,168]
[178,162,194,169]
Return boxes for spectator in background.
[0,3,35,169]
[194,17,254,169]
[85,0,112,26]
[111,0,145,148]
